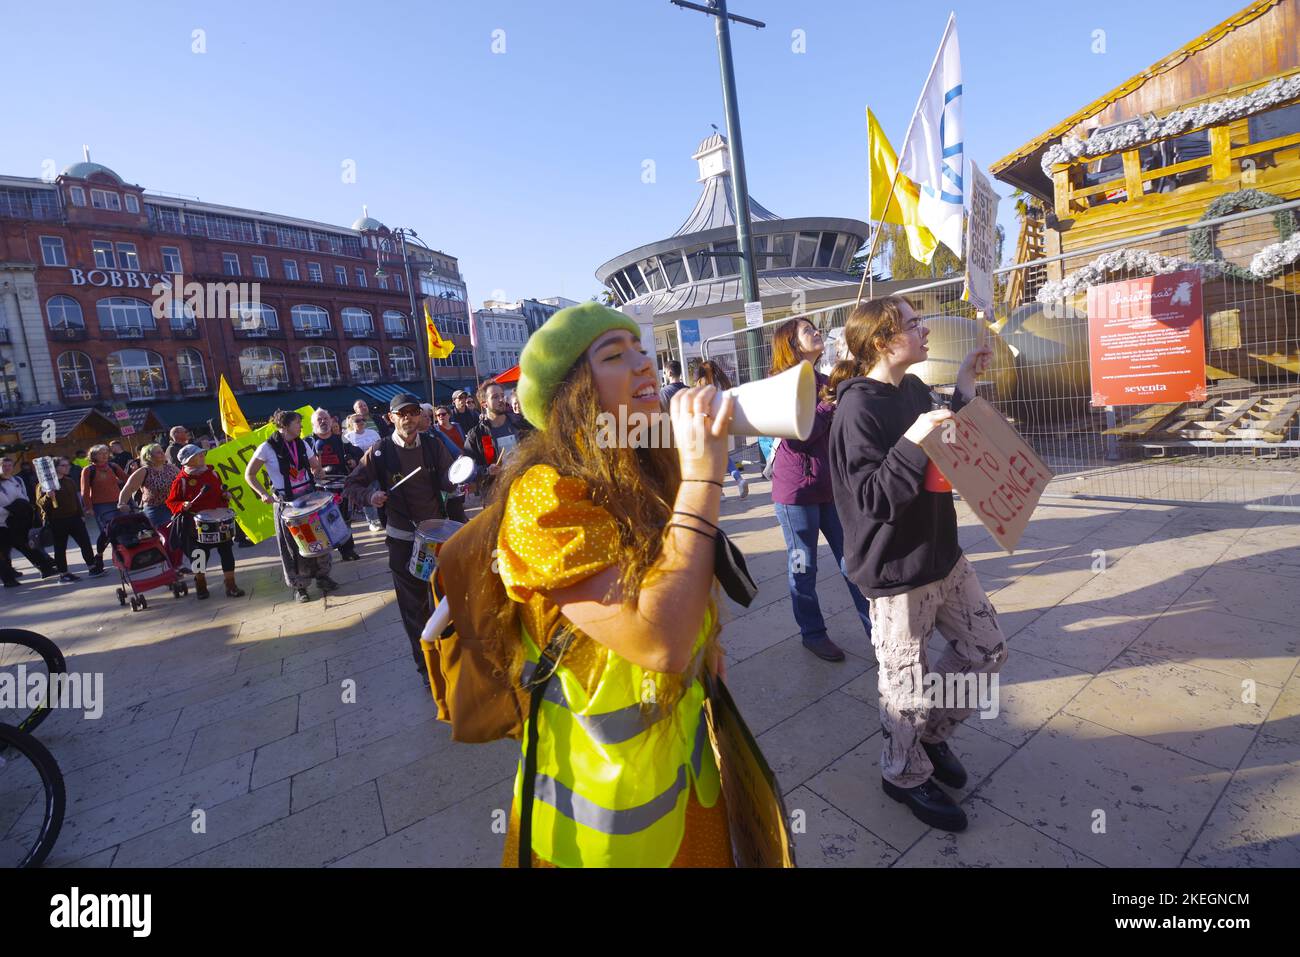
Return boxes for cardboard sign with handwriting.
[918,397,1053,553]
[704,673,796,868]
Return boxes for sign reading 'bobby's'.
[918,397,1054,553]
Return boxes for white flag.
[898,13,964,259]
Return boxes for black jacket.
[462,414,524,469]
[828,373,968,598]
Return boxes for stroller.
[107,510,188,611]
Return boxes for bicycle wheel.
[0,723,65,868]
[0,630,68,734]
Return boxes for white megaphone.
[709,360,816,440]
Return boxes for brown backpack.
[422,499,566,743]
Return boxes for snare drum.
[447,455,478,486]
[195,508,236,544]
[407,518,464,581]
[316,477,348,506]
[282,492,352,557]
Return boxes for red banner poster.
[1085,269,1208,407]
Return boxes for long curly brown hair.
[485,357,720,714]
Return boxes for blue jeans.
[92,502,120,557]
[773,501,872,643]
[144,505,172,531]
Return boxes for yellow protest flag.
[425,303,455,360]
[868,107,939,265]
[218,373,252,438]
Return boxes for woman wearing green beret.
[488,302,737,867]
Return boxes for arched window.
[57,351,96,399]
[240,346,288,390]
[46,295,85,330]
[176,348,207,391]
[291,304,331,334]
[298,345,340,386]
[383,310,407,336]
[348,346,382,381]
[96,297,156,336]
[341,307,373,335]
[389,346,417,380]
[107,349,167,399]
[233,301,279,333]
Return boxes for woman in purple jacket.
[768,318,873,662]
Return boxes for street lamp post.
[375,227,436,403]
[671,0,766,381]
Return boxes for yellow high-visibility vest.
[514,610,721,868]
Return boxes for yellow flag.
[425,303,455,360]
[868,107,939,265]
[218,373,252,438]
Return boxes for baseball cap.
[389,393,422,414]
[452,389,467,399]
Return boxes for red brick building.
[0,160,476,430]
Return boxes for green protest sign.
[205,406,313,544]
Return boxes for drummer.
[306,408,361,562]
[165,445,245,599]
[343,392,459,677]
[244,409,342,603]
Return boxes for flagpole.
[856,167,905,305]
[856,13,957,306]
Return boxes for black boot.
[922,740,968,789]
[882,777,968,832]
[315,575,340,593]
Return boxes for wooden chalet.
[991,0,1300,452]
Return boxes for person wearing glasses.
[343,393,459,677]
[826,296,1000,834]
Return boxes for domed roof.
[352,215,386,232]
[61,161,123,183]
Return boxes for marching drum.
[282,492,351,557]
[316,476,348,507]
[447,455,478,486]
[195,508,236,544]
[407,518,464,581]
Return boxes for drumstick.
[388,466,422,492]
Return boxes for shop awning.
[150,385,383,432]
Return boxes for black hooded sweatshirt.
[828,373,969,598]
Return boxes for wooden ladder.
[1006,213,1046,309]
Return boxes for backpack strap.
[518,625,574,869]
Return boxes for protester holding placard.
[826,296,1003,834]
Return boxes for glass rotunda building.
[596,133,872,373]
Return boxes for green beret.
[518,302,641,430]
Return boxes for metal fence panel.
[703,202,1300,510]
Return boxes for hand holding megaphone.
[707,360,816,440]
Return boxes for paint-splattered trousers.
[868,555,1008,789]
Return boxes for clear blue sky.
[3,0,1240,303]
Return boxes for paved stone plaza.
[4,466,1299,868]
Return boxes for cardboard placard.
[961,161,999,315]
[918,397,1054,553]
[704,673,796,868]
